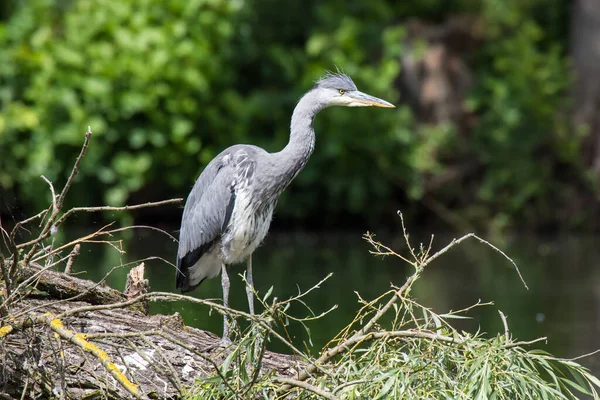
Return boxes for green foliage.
[467,0,579,230]
[0,0,242,211]
[0,0,587,230]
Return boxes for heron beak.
[347,91,395,108]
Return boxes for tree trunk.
[571,0,600,172]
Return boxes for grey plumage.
[176,72,394,339]
[313,72,358,91]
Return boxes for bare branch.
[273,377,339,400]
[19,128,92,271]
[56,127,92,211]
[53,199,183,230]
[499,310,509,342]
[64,244,80,275]
[9,209,46,242]
[40,175,58,213]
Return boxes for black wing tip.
[175,269,205,293]
[175,266,187,291]
[175,257,193,292]
[176,250,210,293]
[176,239,216,292]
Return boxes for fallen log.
[20,263,127,305]
[0,266,300,399]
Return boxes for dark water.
[72,228,600,377]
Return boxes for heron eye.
[339,89,345,95]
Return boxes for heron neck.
[275,90,321,185]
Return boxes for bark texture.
[0,268,300,399]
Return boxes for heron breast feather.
[221,188,274,263]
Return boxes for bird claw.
[219,336,232,347]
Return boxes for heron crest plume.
[313,72,358,91]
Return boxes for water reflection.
[71,229,600,377]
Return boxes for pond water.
[71,227,600,378]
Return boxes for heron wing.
[176,147,256,290]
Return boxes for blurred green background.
[0,0,593,233]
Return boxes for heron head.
[312,72,395,109]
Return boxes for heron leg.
[221,263,231,342]
[245,256,255,315]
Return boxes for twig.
[364,232,414,266]
[419,232,528,290]
[276,273,333,307]
[156,331,237,394]
[0,256,12,305]
[567,348,600,361]
[40,176,58,213]
[29,223,115,260]
[9,209,47,243]
[52,200,183,231]
[240,329,268,397]
[19,378,28,400]
[18,128,92,273]
[56,127,92,211]
[368,277,416,333]
[64,244,80,275]
[138,336,183,393]
[498,310,509,342]
[500,337,548,349]
[399,211,419,263]
[332,379,367,395]
[273,377,339,400]
[85,330,161,340]
[115,346,143,396]
[106,224,180,243]
[43,312,141,398]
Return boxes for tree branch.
[273,377,339,400]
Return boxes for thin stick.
[40,176,58,213]
[106,224,180,243]
[85,330,161,340]
[567,348,600,361]
[10,210,47,240]
[419,233,528,289]
[498,310,509,342]
[156,331,236,395]
[273,377,339,400]
[43,312,141,398]
[18,128,92,271]
[134,336,183,394]
[53,199,182,230]
[29,223,115,261]
[19,377,28,400]
[332,379,367,395]
[64,244,80,275]
[399,211,419,263]
[500,337,547,349]
[240,331,267,397]
[56,127,92,211]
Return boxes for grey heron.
[176,72,394,340]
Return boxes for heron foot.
[219,335,232,347]
[201,336,232,352]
